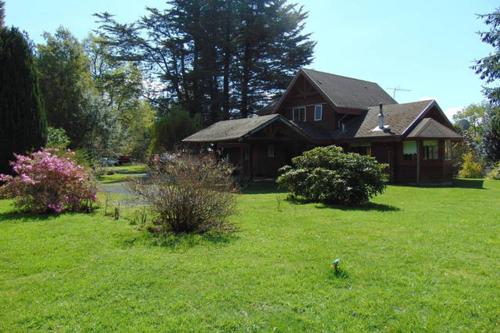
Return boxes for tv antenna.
[387,86,411,99]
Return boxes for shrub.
[46,127,70,150]
[129,153,237,234]
[458,151,484,178]
[486,162,500,180]
[277,146,386,205]
[0,149,97,213]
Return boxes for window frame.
[423,140,439,160]
[444,139,452,160]
[267,144,275,158]
[292,106,306,122]
[402,141,418,161]
[314,104,323,121]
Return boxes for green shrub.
[458,151,484,178]
[277,146,386,205]
[486,162,500,180]
[46,127,70,150]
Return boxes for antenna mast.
[387,86,411,99]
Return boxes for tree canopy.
[95,0,315,123]
[474,8,500,106]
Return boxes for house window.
[314,104,323,121]
[423,140,439,160]
[267,144,275,158]
[444,139,452,160]
[350,142,371,156]
[293,106,306,122]
[403,141,417,160]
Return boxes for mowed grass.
[97,164,148,184]
[0,180,499,332]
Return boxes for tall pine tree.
[0,1,5,28]
[0,27,47,173]
[95,0,315,123]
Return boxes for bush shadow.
[122,229,239,251]
[241,182,286,195]
[287,196,400,212]
[0,209,98,223]
[397,179,485,190]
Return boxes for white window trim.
[314,104,323,121]
[292,106,306,122]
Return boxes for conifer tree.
[0,27,47,173]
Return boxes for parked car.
[99,157,119,167]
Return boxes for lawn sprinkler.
[331,258,341,273]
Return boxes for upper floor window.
[293,106,306,122]
[444,139,452,160]
[314,104,323,121]
[403,141,417,160]
[423,140,439,160]
[267,144,275,158]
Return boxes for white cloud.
[444,106,462,119]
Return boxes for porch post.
[416,140,421,185]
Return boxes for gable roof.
[407,118,462,139]
[301,69,397,109]
[182,114,309,143]
[273,68,397,112]
[334,100,455,140]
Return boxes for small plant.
[0,149,97,214]
[277,146,386,205]
[331,258,341,273]
[486,162,500,180]
[129,152,237,234]
[458,151,484,178]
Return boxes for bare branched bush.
[129,153,237,234]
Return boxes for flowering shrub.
[0,149,97,213]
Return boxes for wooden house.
[183,69,462,184]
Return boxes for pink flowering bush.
[0,149,97,214]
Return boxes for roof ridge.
[302,68,379,85]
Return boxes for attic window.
[293,106,306,122]
[267,144,275,158]
[314,104,323,121]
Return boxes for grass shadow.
[241,182,286,195]
[0,209,100,223]
[287,196,400,212]
[122,230,239,251]
[397,178,485,190]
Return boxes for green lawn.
[0,180,499,332]
[97,164,148,184]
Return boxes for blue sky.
[5,0,497,118]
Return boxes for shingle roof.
[334,100,436,139]
[301,69,397,109]
[407,118,462,139]
[182,114,309,143]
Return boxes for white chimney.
[378,103,384,129]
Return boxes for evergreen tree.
[482,105,500,162]
[95,0,315,123]
[0,1,5,28]
[473,8,500,106]
[0,27,47,173]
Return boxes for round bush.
[277,145,386,205]
[0,149,97,213]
